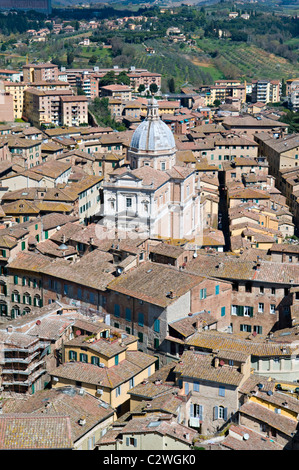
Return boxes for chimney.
[214,357,219,368]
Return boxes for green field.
[195,38,299,81]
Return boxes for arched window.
[11,290,20,303]
[34,295,42,307]
[23,293,31,305]
[11,306,20,318]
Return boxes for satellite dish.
[243,433,250,441]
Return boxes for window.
[219,386,225,397]
[69,350,77,361]
[125,308,131,322]
[244,306,251,316]
[21,241,26,251]
[138,332,143,343]
[138,312,144,327]
[215,285,220,295]
[154,318,160,333]
[116,385,121,397]
[129,377,135,389]
[126,437,137,447]
[245,283,252,293]
[161,162,166,171]
[115,354,119,366]
[154,338,159,349]
[34,296,41,307]
[218,406,226,419]
[231,305,238,315]
[126,197,132,208]
[258,303,264,313]
[270,304,276,314]
[13,275,18,285]
[194,381,200,392]
[91,356,100,366]
[79,353,88,363]
[200,288,207,299]
[240,324,252,332]
[63,284,68,295]
[271,288,276,295]
[114,304,120,317]
[221,306,226,317]
[23,293,31,305]
[254,325,262,334]
[260,286,264,294]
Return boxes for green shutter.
[249,306,254,317]
[237,306,244,316]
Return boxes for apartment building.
[128,70,161,92]
[60,95,89,127]
[100,84,132,101]
[3,81,71,120]
[251,80,281,104]
[22,63,59,83]
[0,386,115,450]
[49,321,156,414]
[23,88,88,128]
[254,133,299,180]
[201,80,246,106]
[186,253,298,334]
[106,261,232,365]
[0,328,49,394]
[0,92,14,122]
[6,136,42,168]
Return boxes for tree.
[89,55,97,65]
[168,78,175,93]
[116,71,130,86]
[149,83,158,95]
[138,84,145,94]
[98,71,116,87]
[67,51,74,66]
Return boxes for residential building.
[49,322,156,415]
[97,414,197,450]
[0,386,115,450]
[251,80,281,104]
[186,252,299,333]
[106,261,232,365]
[22,63,59,83]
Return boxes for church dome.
[130,97,176,153]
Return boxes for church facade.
[102,97,201,242]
